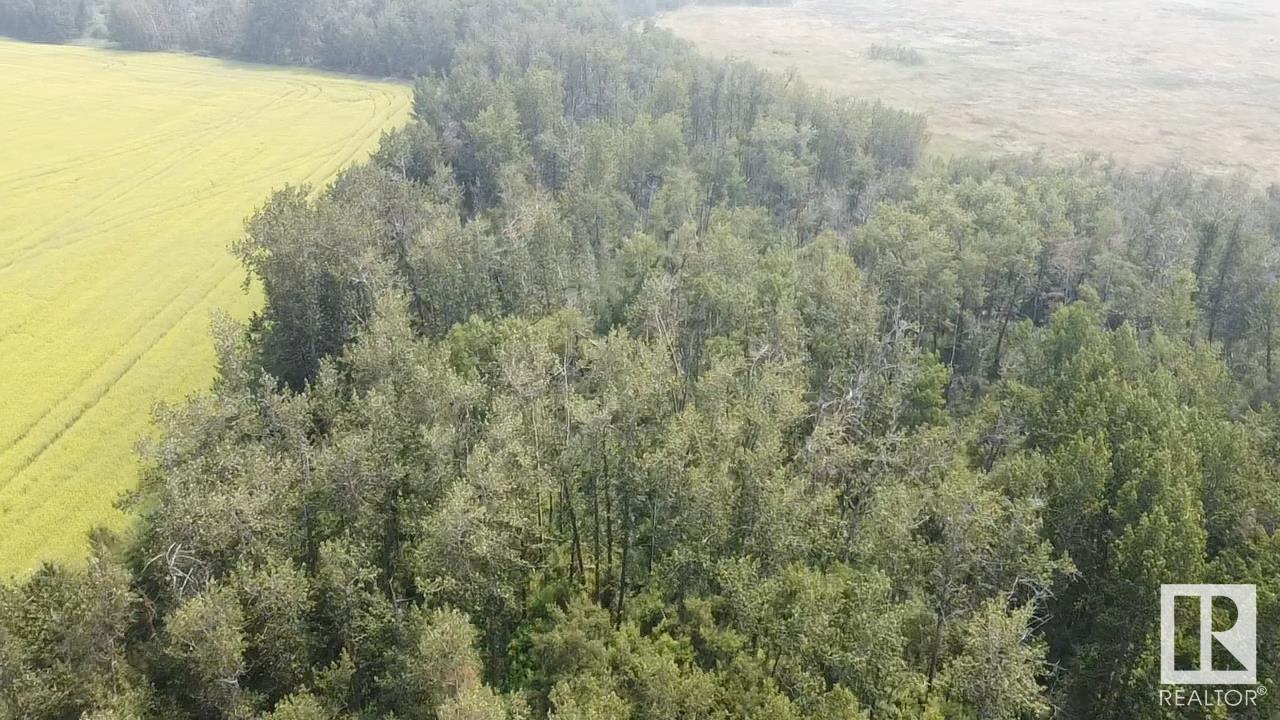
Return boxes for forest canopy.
[4,1,1280,719]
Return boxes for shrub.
[866,42,924,66]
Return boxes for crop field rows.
[0,39,411,575]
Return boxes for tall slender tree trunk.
[1267,310,1274,384]
[592,471,601,601]
[615,491,630,628]
[604,459,614,604]
[989,276,1019,380]
[1206,217,1243,345]
[948,298,965,369]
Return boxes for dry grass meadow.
[0,39,411,574]
[660,0,1280,178]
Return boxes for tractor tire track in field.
[0,111,374,447]
[0,77,328,189]
[0,87,403,347]
[0,95,404,357]
[0,38,412,571]
[0,139,329,289]
[0,255,236,488]
[2,80,319,245]
[0,197,236,448]
[299,88,411,190]
[0,83,402,274]
[0,100,222,188]
[0,88,409,466]
[0,82,314,263]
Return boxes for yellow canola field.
[0,39,412,575]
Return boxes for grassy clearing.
[0,38,411,576]
[659,0,1280,177]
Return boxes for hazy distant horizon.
[662,0,1280,178]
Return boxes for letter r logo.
[1160,584,1256,685]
